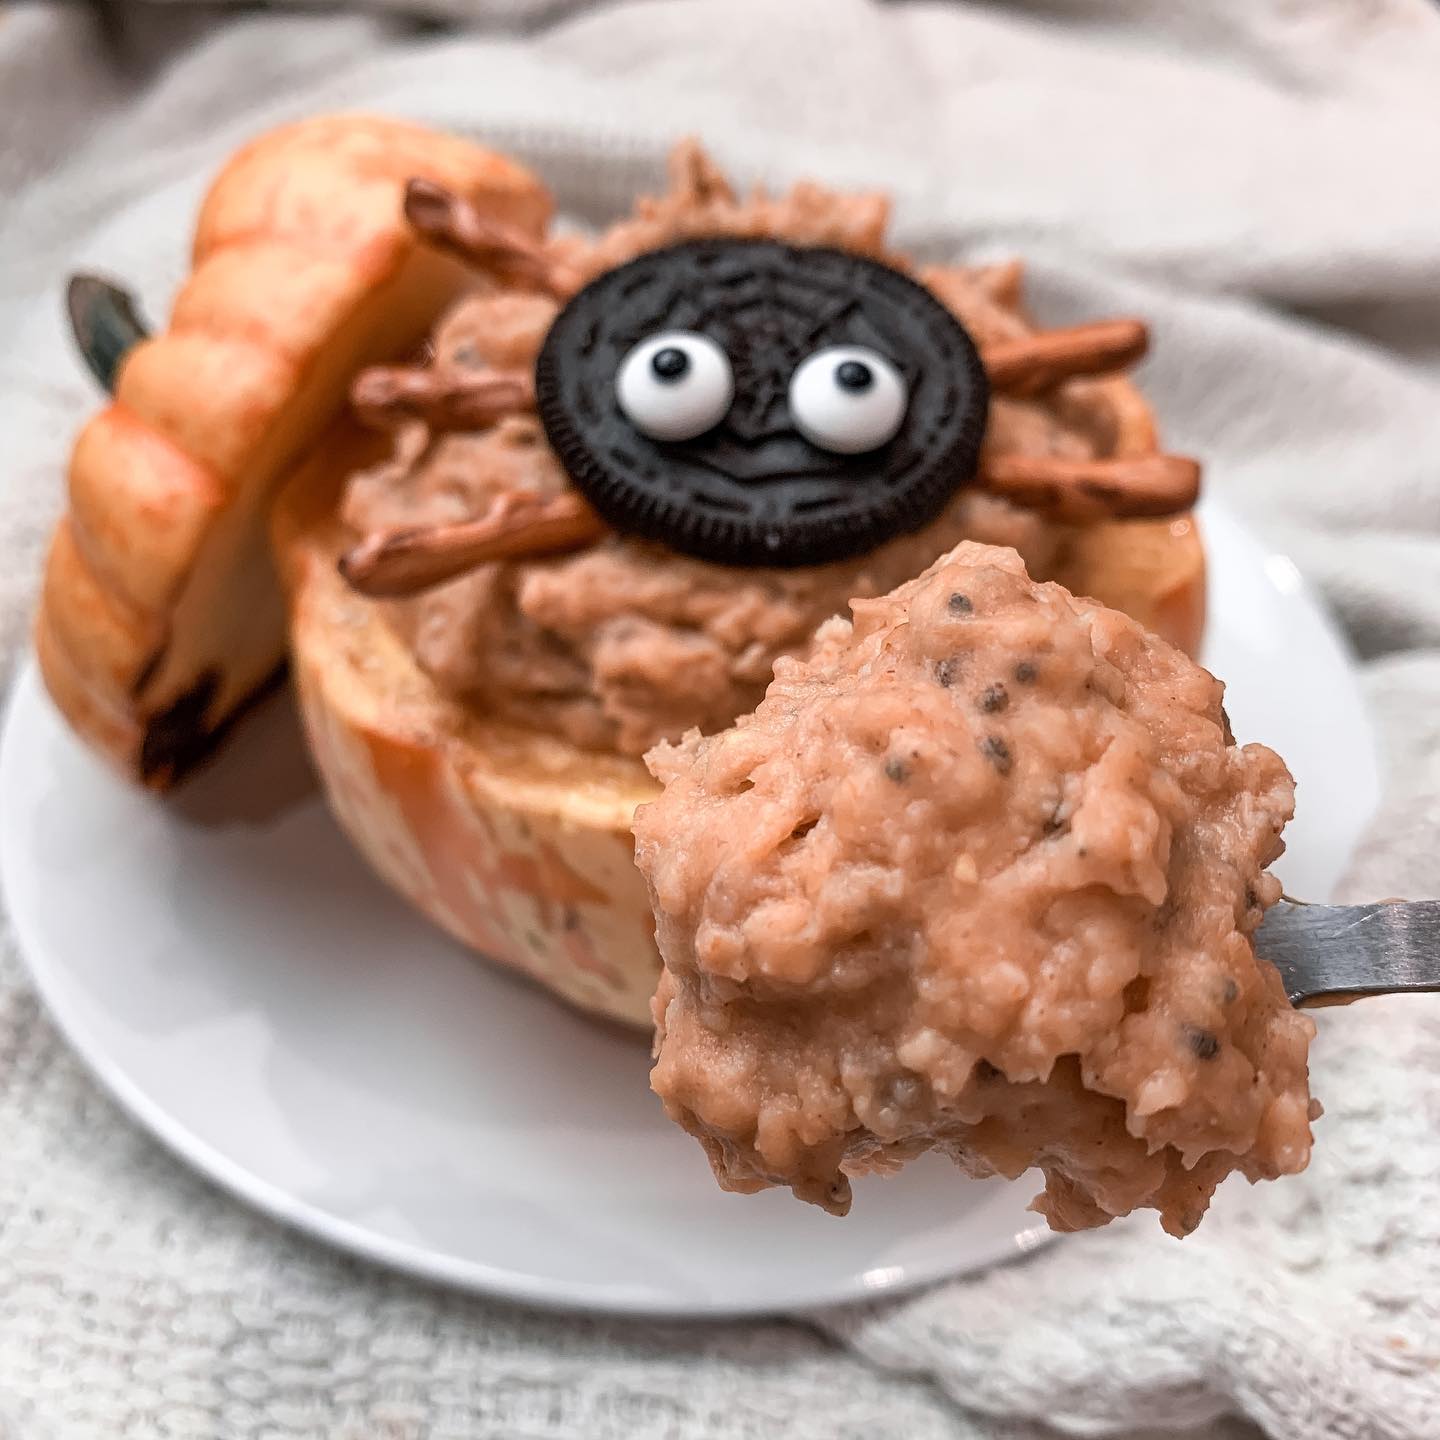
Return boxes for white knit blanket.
[3,3,1439,1436]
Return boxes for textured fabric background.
[2,2,1439,1437]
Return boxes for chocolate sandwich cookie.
[534,238,990,567]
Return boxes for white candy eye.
[788,346,908,455]
[616,330,734,442]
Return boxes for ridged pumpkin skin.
[37,114,551,787]
[271,424,665,1026]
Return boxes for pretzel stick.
[404,179,582,298]
[351,365,535,432]
[980,453,1201,522]
[982,320,1149,397]
[340,491,608,598]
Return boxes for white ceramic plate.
[0,503,1379,1317]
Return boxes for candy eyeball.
[616,330,734,442]
[788,345,908,455]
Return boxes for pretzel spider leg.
[404,178,583,299]
[973,316,1197,521]
[979,452,1202,523]
[980,319,1149,398]
[351,364,536,432]
[340,489,609,598]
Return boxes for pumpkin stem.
[66,274,151,394]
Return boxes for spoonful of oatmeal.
[633,540,1437,1237]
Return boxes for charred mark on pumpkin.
[138,663,287,788]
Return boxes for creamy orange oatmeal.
[635,542,1316,1235]
[339,143,1172,760]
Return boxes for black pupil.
[651,346,690,382]
[835,359,874,392]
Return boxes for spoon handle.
[1256,900,1440,1008]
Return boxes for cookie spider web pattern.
[535,239,990,566]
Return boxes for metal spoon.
[1258,900,1440,1007]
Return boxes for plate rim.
[0,664,1058,1317]
[0,501,1380,1316]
